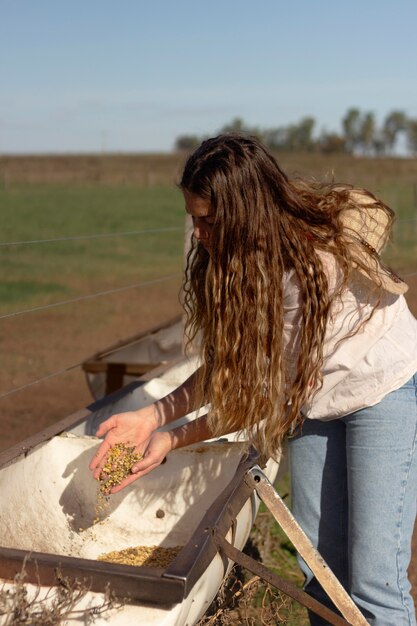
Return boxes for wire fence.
[0,360,85,402]
[0,219,185,405]
[0,227,182,248]
[0,273,181,321]
[1,215,416,405]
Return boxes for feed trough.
[0,352,280,625]
[0,320,365,625]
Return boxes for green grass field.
[375,180,417,272]
[0,184,185,314]
[1,178,416,315]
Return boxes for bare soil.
[2,152,417,187]
[0,281,183,450]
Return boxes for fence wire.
[0,227,182,247]
[0,218,415,248]
[0,273,181,321]
[0,361,84,401]
[2,268,416,402]
[0,217,417,248]
[1,214,416,403]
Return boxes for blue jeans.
[288,374,417,626]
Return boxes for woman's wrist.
[134,403,162,430]
[153,400,164,428]
[169,414,211,451]
[165,429,175,452]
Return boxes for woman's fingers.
[95,416,117,438]
[90,418,120,473]
[131,433,172,473]
[90,438,151,481]
[89,439,111,472]
[89,429,171,493]
[131,455,159,474]
[109,461,163,493]
[108,440,170,492]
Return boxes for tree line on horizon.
[175,108,417,156]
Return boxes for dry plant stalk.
[196,563,308,625]
[0,559,122,626]
[196,574,261,625]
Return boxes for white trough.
[0,352,280,625]
[82,315,184,399]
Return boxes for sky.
[1,0,417,154]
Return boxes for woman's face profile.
[183,189,216,252]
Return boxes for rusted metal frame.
[213,531,352,626]
[0,447,261,605]
[163,447,261,596]
[0,407,92,469]
[245,466,368,626]
[0,547,184,605]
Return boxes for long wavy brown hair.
[180,134,395,459]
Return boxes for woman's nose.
[194,225,203,240]
[193,219,207,241]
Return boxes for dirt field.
[2,152,417,186]
[0,281,183,451]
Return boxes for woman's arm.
[97,413,214,494]
[153,367,202,426]
[89,366,204,477]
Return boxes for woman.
[90,135,417,625]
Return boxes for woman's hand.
[89,405,160,482]
[104,431,174,494]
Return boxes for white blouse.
[283,251,417,420]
